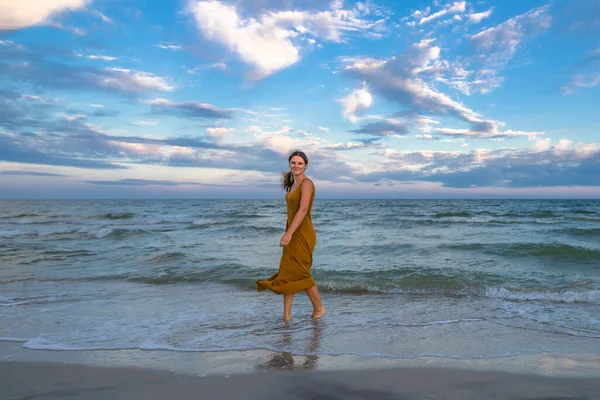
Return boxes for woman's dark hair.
[282,150,308,192]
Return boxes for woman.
[257,150,326,322]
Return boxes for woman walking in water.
[257,150,326,322]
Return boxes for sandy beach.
[2,360,600,400]
[2,341,600,399]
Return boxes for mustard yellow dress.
[256,179,317,294]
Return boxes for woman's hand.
[280,232,293,247]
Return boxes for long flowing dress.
[256,179,317,294]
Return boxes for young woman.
[257,150,326,322]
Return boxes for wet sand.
[2,341,600,399]
[2,360,600,400]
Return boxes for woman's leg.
[305,285,326,319]
[283,293,294,322]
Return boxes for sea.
[1,199,599,370]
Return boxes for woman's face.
[289,155,306,175]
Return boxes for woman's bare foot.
[283,313,292,322]
[311,308,326,319]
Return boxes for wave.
[444,242,600,261]
[37,265,597,303]
[485,287,600,304]
[555,228,600,237]
[509,243,600,261]
[6,264,599,303]
[1,213,40,218]
[189,219,237,229]
[222,212,268,219]
[573,209,597,215]
[432,212,473,218]
[142,252,187,264]
[207,224,283,236]
[95,227,147,239]
[534,211,557,218]
[96,212,136,220]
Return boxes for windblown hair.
[282,150,309,192]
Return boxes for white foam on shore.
[486,287,600,304]
[0,337,28,343]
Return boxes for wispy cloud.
[77,53,118,61]
[86,178,203,186]
[0,170,67,177]
[471,6,551,69]
[560,47,600,95]
[92,10,113,24]
[154,44,183,51]
[342,39,543,140]
[418,1,466,25]
[357,142,600,188]
[148,98,231,119]
[0,42,173,95]
[467,8,493,24]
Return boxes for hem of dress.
[256,277,317,295]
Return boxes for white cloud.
[343,43,482,125]
[554,139,572,153]
[533,138,551,152]
[417,1,465,25]
[560,46,600,94]
[471,5,551,65]
[77,53,118,61]
[317,126,330,132]
[561,72,600,95]
[433,128,544,139]
[188,0,384,79]
[416,134,434,140]
[339,87,373,122]
[211,61,227,70]
[327,141,368,150]
[92,10,113,24]
[0,0,89,30]
[342,39,542,140]
[102,68,174,92]
[155,44,183,51]
[206,127,236,141]
[468,8,493,24]
[148,98,231,119]
[88,55,117,61]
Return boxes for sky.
[0,0,599,199]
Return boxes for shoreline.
[2,342,599,378]
[2,360,600,400]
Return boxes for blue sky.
[0,0,599,199]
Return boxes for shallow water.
[1,199,599,361]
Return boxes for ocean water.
[1,199,599,366]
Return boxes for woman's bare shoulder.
[302,178,314,189]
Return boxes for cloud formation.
[418,1,465,25]
[189,0,386,79]
[0,41,174,95]
[148,98,232,119]
[0,0,89,30]
[468,8,493,24]
[339,88,373,122]
[470,6,551,69]
[560,47,600,94]
[342,39,544,140]
[358,141,600,188]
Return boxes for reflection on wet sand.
[257,320,323,371]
